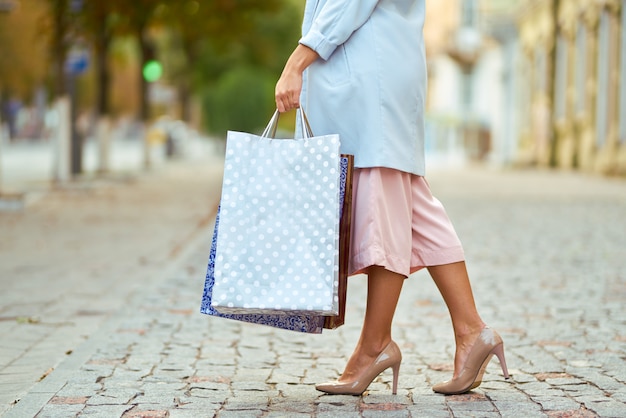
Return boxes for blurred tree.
[203,66,275,135]
[0,0,50,139]
[54,0,167,120]
[160,0,294,129]
[30,0,303,132]
[0,0,49,98]
[77,0,116,116]
[45,0,70,96]
[43,0,86,96]
[105,0,162,122]
[191,1,303,134]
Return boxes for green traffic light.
[143,60,162,82]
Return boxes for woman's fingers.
[277,99,292,113]
[275,72,303,113]
[275,90,298,112]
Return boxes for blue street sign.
[65,50,89,75]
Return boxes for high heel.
[432,327,509,395]
[316,340,402,395]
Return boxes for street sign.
[65,50,89,75]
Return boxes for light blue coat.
[300,0,427,176]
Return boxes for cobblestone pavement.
[2,165,626,417]
[0,151,224,416]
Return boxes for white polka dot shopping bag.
[210,110,343,316]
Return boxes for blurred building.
[518,0,626,175]
[424,0,521,167]
[425,0,626,176]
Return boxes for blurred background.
[0,0,625,194]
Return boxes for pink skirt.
[349,167,465,277]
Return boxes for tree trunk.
[179,84,191,122]
[138,32,153,122]
[94,11,111,116]
[94,26,112,174]
[96,46,110,115]
[179,41,195,123]
[52,0,68,97]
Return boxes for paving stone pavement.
[2,165,626,418]
[0,150,225,416]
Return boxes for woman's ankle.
[357,335,393,357]
[453,321,486,343]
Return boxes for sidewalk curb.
[2,207,218,418]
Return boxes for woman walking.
[275,0,509,395]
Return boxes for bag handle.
[261,109,314,139]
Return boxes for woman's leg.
[339,266,405,382]
[427,261,486,378]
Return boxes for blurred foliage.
[203,66,275,135]
[197,3,303,135]
[0,0,49,100]
[0,0,304,135]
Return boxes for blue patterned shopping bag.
[200,153,352,333]
[200,207,326,333]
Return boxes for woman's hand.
[275,68,303,113]
[275,44,319,113]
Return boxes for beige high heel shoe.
[432,327,509,395]
[316,340,402,395]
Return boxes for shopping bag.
[199,156,353,333]
[199,148,353,333]
[210,110,343,316]
[200,206,326,333]
[323,153,352,329]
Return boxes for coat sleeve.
[299,0,380,61]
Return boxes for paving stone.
[35,404,85,418]
[611,391,626,403]
[316,394,362,408]
[361,408,411,418]
[267,398,316,414]
[85,388,142,406]
[362,393,411,405]
[315,400,359,415]
[132,393,178,406]
[78,404,134,417]
[407,407,451,418]
[545,377,586,386]
[579,372,625,393]
[186,388,230,403]
[215,410,265,418]
[575,396,626,417]
[274,383,316,398]
[121,407,170,418]
[53,384,100,398]
[139,375,185,385]
[446,399,497,416]
[140,381,187,392]
[231,381,273,392]
[168,405,221,418]
[492,401,547,418]
[267,373,304,386]
[531,395,582,412]
[545,407,598,418]
[187,381,229,392]
[518,382,565,397]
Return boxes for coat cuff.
[299,30,337,61]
